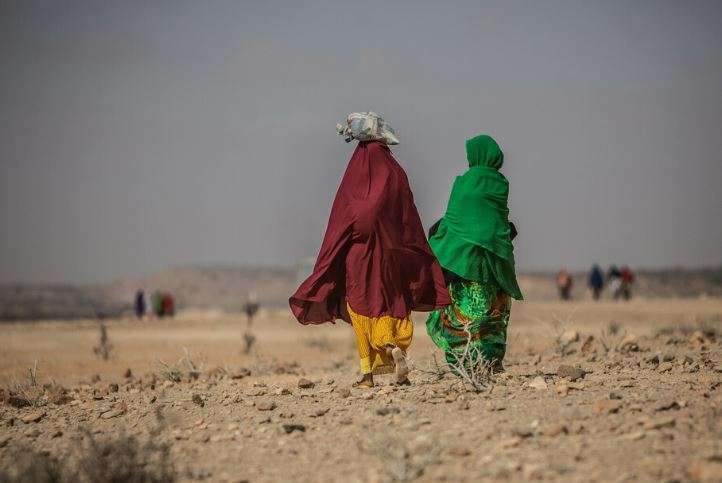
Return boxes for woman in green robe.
[426,134,522,371]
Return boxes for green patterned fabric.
[426,279,510,367]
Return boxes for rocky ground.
[1,300,721,482]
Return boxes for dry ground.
[1,298,721,482]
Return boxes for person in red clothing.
[161,293,175,317]
[619,266,635,300]
[290,118,450,387]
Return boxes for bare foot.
[391,347,409,383]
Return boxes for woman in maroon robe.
[290,140,450,386]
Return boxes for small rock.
[593,399,622,415]
[643,416,676,430]
[557,365,586,381]
[511,426,534,438]
[657,362,673,373]
[90,374,101,383]
[297,378,315,389]
[310,407,329,417]
[256,400,277,411]
[282,423,306,434]
[0,435,11,448]
[528,376,548,391]
[623,430,645,441]
[376,406,401,416]
[124,368,133,378]
[609,391,622,400]
[109,383,119,393]
[541,423,568,437]
[653,399,680,412]
[230,368,251,379]
[448,446,471,457]
[25,428,41,438]
[192,394,205,407]
[21,411,46,424]
[498,436,522,450]
[275,388,292,396]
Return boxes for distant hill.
[1,265,721,321]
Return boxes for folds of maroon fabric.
[289,141,451,325]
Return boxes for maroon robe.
[289,141,451,324]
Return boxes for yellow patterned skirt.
[347,303,413,375]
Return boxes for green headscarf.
[429,134,523,299]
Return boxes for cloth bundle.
[336,111,399,145]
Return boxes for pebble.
[192,394,205,407]
[498,436,522,450]
[653,399,680,412]
[557,365,586,381]
[310,407,329,417]
[592,399,622,415]
[256,400,277,411]
[541,423,568,437]
[297,378,315,389]
[375,406,401,416]
[448,446,471,457]
[21,410,45,424]
[643,416,676,430]
[657,362,673,373]
[511,426,534,438]
[282,423,306,434]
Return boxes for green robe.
[428,134,522,300]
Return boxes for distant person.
[556,269,573,301]
[608,264,623,300]
[162,293,175,317]
[151,291,164,317]
[426,134,523,373]
[134,289,146,319]
[619,265,635,300]
[289,113,450,388]
[588,264,604,300]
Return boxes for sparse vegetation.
[0,433,175,483]
[156,348,203,382]
[93,320,113,360]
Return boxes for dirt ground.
[1,298,721,482]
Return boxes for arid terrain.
[1,298,721,482]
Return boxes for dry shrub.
[2,361,68,409]
[0,449,63,483]
[0,433,174,483]
[156,348,203,382]
[413,333,495,393]
[598,322,628,353]
[93,321,113,360]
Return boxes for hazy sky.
[1,0,721,284]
